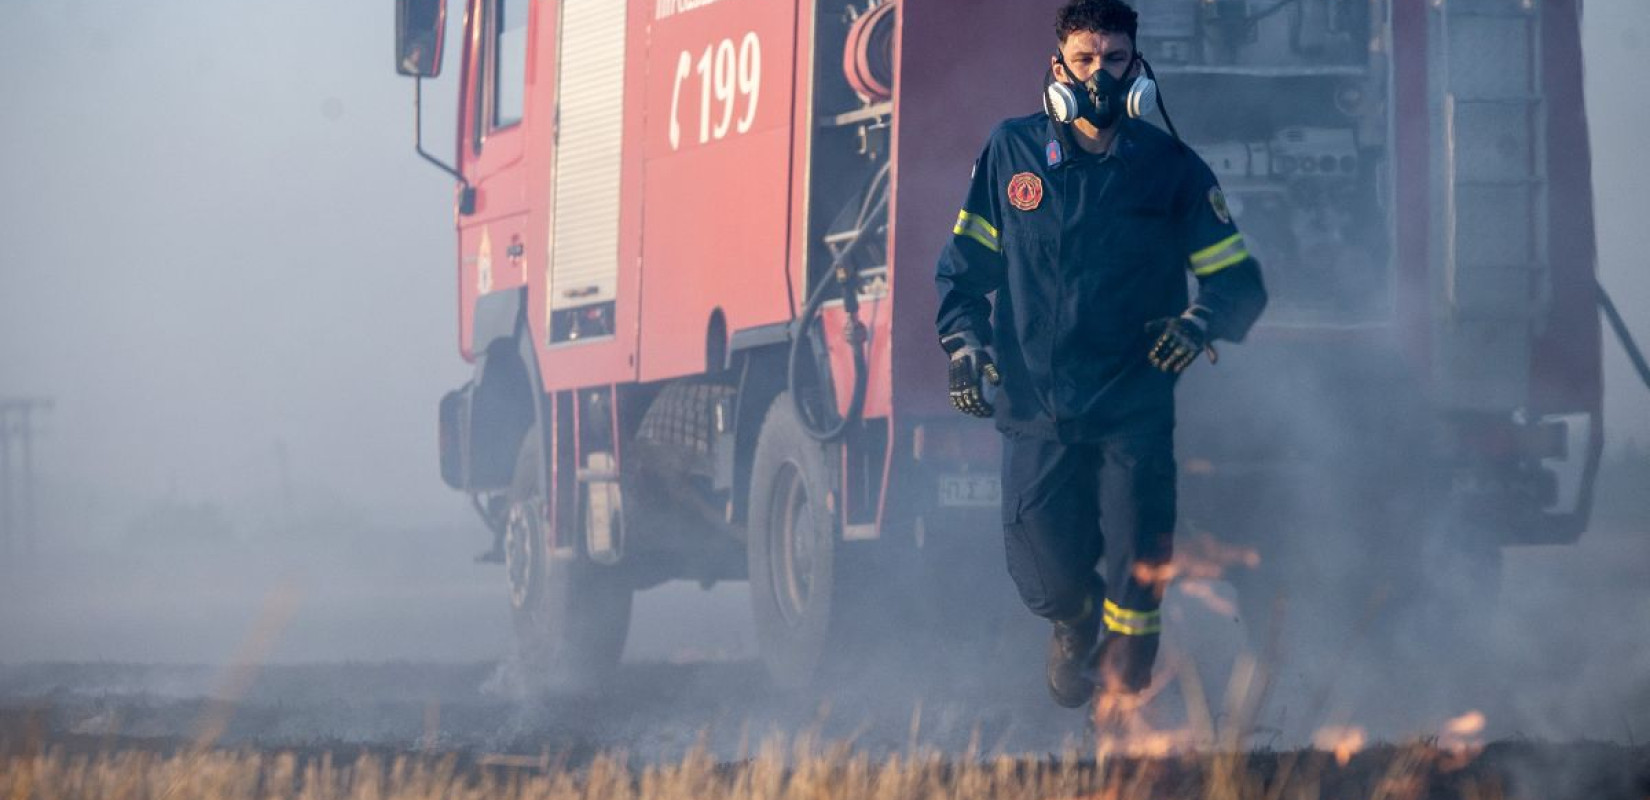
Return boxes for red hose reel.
[843,2,896,103]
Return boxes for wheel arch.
[463,289,549,495]
[726,323,794,531]
[706,308,729,377]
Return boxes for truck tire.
[505,424,632,693]
[747,392,841,689]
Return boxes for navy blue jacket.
[936,113,1268,442]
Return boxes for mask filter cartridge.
[1043,55,1158,129]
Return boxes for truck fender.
[724,323,793,529]
[443,289,544,493]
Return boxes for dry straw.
[2,738,1507,800]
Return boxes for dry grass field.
[5,736,1643,800]
[4,454,1647,799]
[4,702,1647,800]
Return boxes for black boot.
[1046,602,1099,708]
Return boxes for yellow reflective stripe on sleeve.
[953,210,1001,253]
[1102,599,1163,636]
[958,209,1000,239]
[1194,251,1249,277]
[1188,232,1249,276]
[1189,233,1242,264]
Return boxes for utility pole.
[275,439,295,537]
[0,397,53,556]
[0,410,10,555]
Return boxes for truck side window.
[492,0,527,129]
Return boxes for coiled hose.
[788,162,891,442]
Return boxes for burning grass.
[6,541,1646,799]
[3,732,1646,800]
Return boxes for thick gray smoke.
[0,0,1645,762]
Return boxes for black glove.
[940,331,1001,417]
[1145,310,1212,374]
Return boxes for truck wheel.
[505,425,632,693]
[747,393,841,689]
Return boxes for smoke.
[0,0,469,526]
[1587,2,1650,451]
[0,0,1645,770]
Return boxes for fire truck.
[393,0,1604,689]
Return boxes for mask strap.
[1052,51,1072,83]
[1137,56,1182,142]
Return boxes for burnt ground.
[0,466,1646,795]
[4,521,1647,756]
[0,655,1085,759]
[0,671,1647,800]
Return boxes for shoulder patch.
[1007,172,1044,212]
[1208,186,1232,225]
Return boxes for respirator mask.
[1043,52,1166,133]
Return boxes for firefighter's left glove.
[1145,309,1212,374]
[941,331,1001,418]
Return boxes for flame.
[1312,726,1367,766]
[1179,579,1238,617]
[1438,710,1487,772]
[1132,533,1262,599]
[1091,687,1201,759]
[1443,710,1485,736]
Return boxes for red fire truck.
[394,0,1603,689]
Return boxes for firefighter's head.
[1052,0,1139,86]
[1047,0,1148,133]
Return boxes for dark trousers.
[1000,428,1176,691]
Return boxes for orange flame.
[1438,710,1487,772]
[1311,726,1367,766]
[1179,579,1238,617]
[1132,533,1261,599]
[1184,457,1216,475]
[1443,710,1485,736]
[1091,687,1200,759]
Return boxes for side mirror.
[395,0,447,78]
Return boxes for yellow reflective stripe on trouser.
[953,210,1001,253]
[1188,232,1249,276]
[1103,599,1162,636]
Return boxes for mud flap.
[439,384,472,490]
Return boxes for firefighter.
[934,0,1267,708]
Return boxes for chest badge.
[1007,172,1044,212]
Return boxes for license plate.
[939,474,1001,507]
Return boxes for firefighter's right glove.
[941,331,1001,418]
[1145,311,1211,374]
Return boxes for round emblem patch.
[1209,186,1232,225]
[1007,172,1044,212]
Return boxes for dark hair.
[1054,0,1139,45]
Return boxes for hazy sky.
[0,0,1645,539]
[0,1,468,529]
[1581,0,1650,447]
